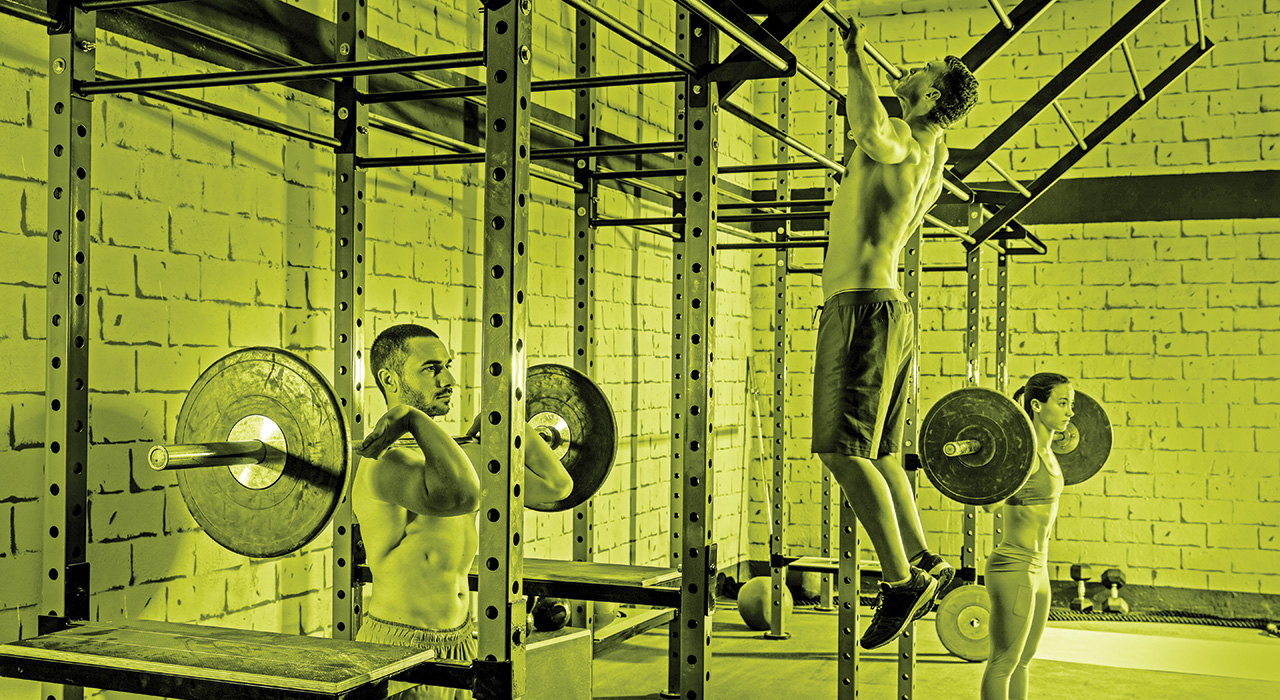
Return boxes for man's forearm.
[405,411,478,493]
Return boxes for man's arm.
[844,20,914,164]
[463,416,575,508]
[358,405,482,517]
[523,424,574,508]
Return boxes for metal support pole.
[665,16,691,693]
[474,0,531,697]
[962,204,984,584]
[986,0,1015,29]
[985,160,1032,198]
[1119,40,1146,101]
[43,6,95,699]
[818,23,842,614]
[993,253,1010,556]
[837,500,859,700]
[766,75,791,642]
[1051,100,1088,150]
[897,228,923,700]
[1193,0,1206,50]
[664,9,717,699]
[331,0,366,642]
[570,5,598,633]
[79,53,485,94]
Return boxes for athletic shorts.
[811,289,914,458]
[357,612,477,700]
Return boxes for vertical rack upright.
[570,2,599,632]
[332,0,369,641]
[475,0,532,696]
[42,4,95,700]
[765,74,791,642]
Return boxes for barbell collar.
[942,439,982,458]
[149,440,268,471]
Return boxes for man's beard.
[401,383,449,417]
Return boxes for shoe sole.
[930,565,957,605]
[859,576,940,650]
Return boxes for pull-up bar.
[986,0,1014,30]
[821,3,903,80]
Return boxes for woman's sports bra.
[1005,452,1064,506]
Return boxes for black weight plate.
[1053,390,1112,486]
[175,348,348,558]
[525,364,617,513]
[920,387,1035,505]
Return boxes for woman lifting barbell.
[980,372,1072,700]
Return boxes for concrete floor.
[593,600,1280,699]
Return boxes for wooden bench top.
[0,619,436,699]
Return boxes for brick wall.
[753,0,1279,599]
[0,3,759,696]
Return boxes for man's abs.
[364,515,478,629]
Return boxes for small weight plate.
[935,584,990,662]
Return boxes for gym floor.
[592,601,1280,700]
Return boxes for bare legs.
[818,452,931,583]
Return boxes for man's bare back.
[824,129,947,299]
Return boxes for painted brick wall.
[0,2,760,697]
[750,0,1280,599]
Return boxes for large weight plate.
[935,585,990,662]
[525,364,617,512]
[1052,390,1112,486]
[175,348,348,558]
[920,387,1036,505]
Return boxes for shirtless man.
[353,323,574,700]
[813,20,979,650]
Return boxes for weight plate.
[920,387,1036,505]
[1052,390,1112,486]
[525,364,617,512]
[175,347,348,558]
[935,584,990,662]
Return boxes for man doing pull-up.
[813,20,979,650]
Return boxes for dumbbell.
[1069,563,1093,613]
[1101,568,1129,614]
[530,596,571,632]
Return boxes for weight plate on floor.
[1052,390,1112,486]
[525,363,616,512]
[920,387,1036,505]
[175,347,348,558]
[935,584,990,662]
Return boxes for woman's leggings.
[980,543,1051,700]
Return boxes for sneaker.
[859,567,939,650]
[914,551,958,602]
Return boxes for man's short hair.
[928,56,979,128]
[370,323,439,399]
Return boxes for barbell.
[148,347,617,558]
[919,387,1113,505]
